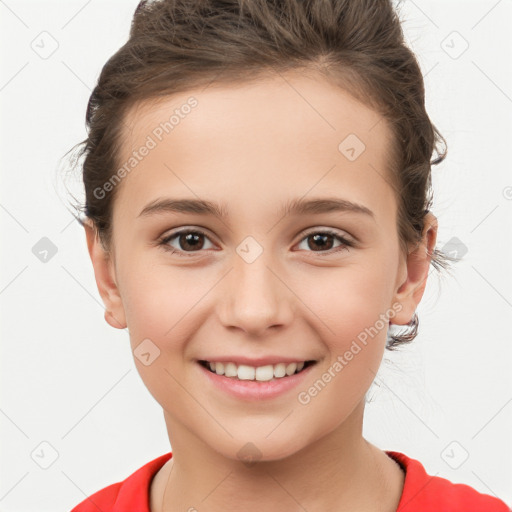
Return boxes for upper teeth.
[207,361,306,381]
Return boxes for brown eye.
[297,230,353,254]
[159,229,214,256]
[177,232,205,251]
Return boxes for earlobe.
[390,212,438,326]
[83,219,127,330]
[105,309,126,329]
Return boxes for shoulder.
[69,452,173,512]
[386,451,511,512]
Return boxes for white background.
[1,0,511,510]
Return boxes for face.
[86,70,436,462]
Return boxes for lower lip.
[198,362,315,401]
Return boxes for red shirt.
[70,450,511,511]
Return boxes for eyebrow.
[137,197,375,220]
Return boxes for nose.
[218,249,294,337]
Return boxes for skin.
[84,69,438,512]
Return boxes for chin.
[206,428,312,466]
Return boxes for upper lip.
[198,356,316,366]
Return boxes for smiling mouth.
[198,360,316,382]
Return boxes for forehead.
[122,70,391,152]
[115,71,397,224]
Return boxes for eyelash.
[157,228,354,258]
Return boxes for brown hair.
[64,0,458,350]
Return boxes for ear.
[83,219,127,330]
[390,212,438,326]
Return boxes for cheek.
[295,272,390,427]
[298,261,394,345]
[120,261,208,346]
[118,264,201,414]
[293,261,393,403]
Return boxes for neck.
[152,400,405,512]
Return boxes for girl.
[69,0,510,510]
